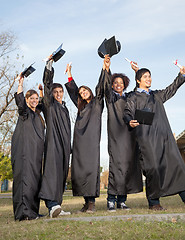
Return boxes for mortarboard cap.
[135,109,155,125]
[98,36,121,58]
[21,63,36,78]
[52,44,66,62]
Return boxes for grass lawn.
[0,191,185,240]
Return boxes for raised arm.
[155,66,185,103]
[102,55,113,103]
[65,64,79,107]
[36,84,44,112]
[95,68,105,102]
[42,60,54,107]
[14,74,28,119]
[38,84,44,98]
[17,73,24,94]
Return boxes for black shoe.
[78,203,88,213]
[38,214,46,218]
[107,201,116,212]
[117,202,130,210]
[149,204,166,211]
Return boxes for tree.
[100,170,109,189]
[66,166,72,190]
[0,153,13,182]
[0,31,23,154]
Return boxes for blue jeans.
[148,190,185,206]
[84,197,95,203]
[179,191,185,202]
[147,198,160,207]
[107,194,127,204]
[45,200,59,211]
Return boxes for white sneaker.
[107,201,116,212]
[117,202,130,210]
[49,205,62,218]
[59,210,71,216]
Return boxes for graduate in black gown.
[103,55,143,211]
[65,63,104,213]
[124,66,185,210]
[38,59,71,217]
[11,74,45,221]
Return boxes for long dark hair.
[25,89,45,128]
[111,73,130,90]
[77,85,94,113]
[134,68,151,90]
[25,89,38,99]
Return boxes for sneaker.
[86,202,96,213]
[59,210,71,216]
[49,205,62,218]
[107,201,116,212]
[117,202,130,210]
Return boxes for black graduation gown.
[38,67,71,205]
[65,70,104,197]
[124,73,185,199]
[11,92,44,221]
[104,70,143,196]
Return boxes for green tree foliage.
[0,153,13,181]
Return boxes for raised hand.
[180,66,185,75]
[103,54,111,72]
[131,61,139,72]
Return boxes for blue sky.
[1,0,185,169]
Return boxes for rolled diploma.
[125,58,139,68]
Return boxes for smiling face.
[52,87,64,104]
[137,71,152,91]
[112,77,125,96]
[26,93,39,111]
[79,87,91,102]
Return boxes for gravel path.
[45,213,185,222]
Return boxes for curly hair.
[111,73,130,90]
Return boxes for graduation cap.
[135,109,155,125]
[98,36,121,58]
[21,63,36,78]
[51,43,66,62]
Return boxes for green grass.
[0,192,185,240]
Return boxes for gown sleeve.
[42,66,54,108]
[155,73,185,103]
[103,69,113,103]
[65,79,79,108]
[14,92,29,120]
[36,97,44,112]
[123,93,137,125]
[95,69,105,102]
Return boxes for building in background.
[176,129,185,163]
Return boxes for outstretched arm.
[156,66,185,103]
[65,64,78,107]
